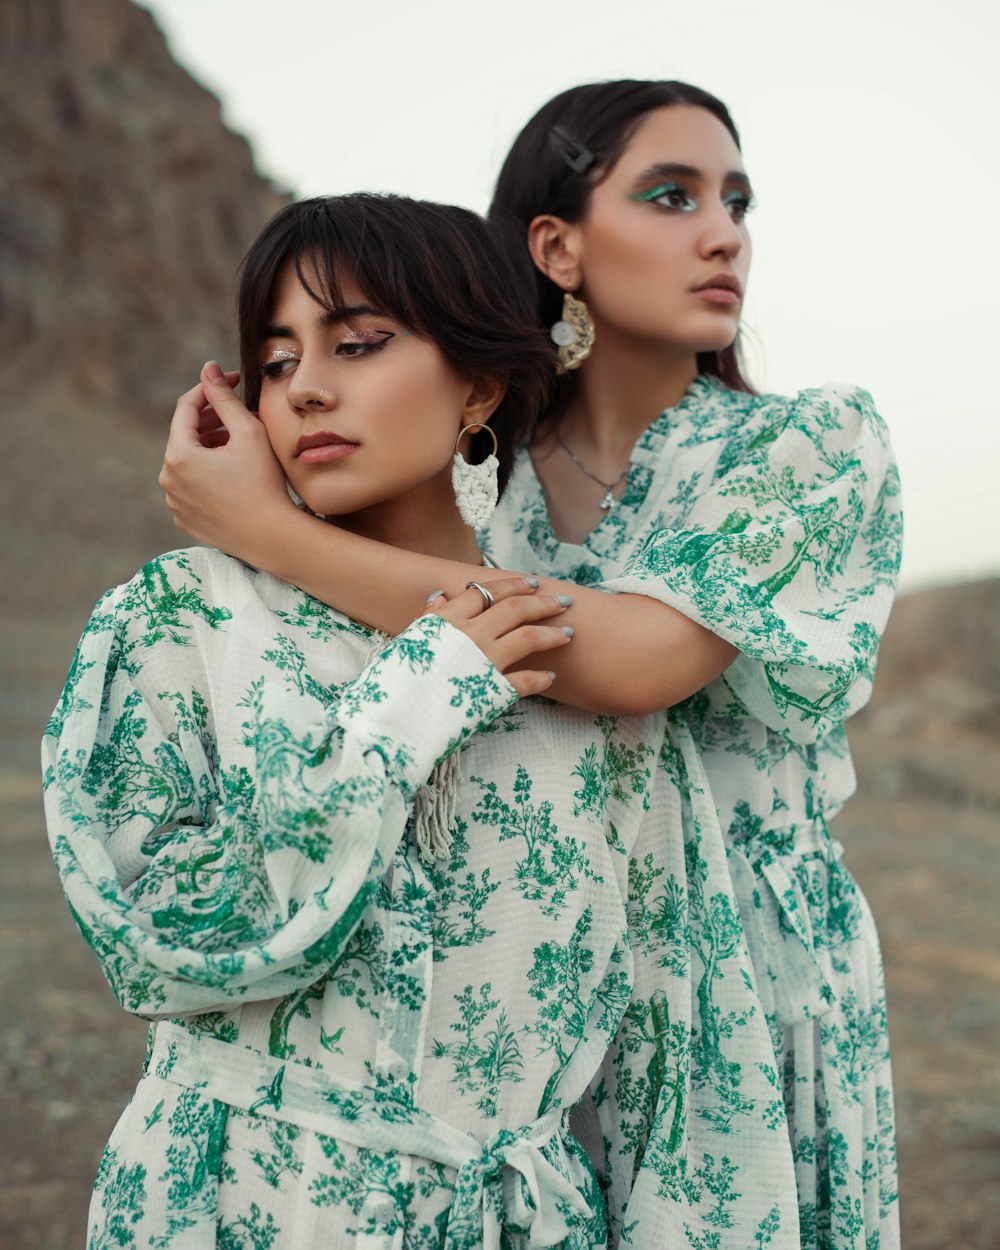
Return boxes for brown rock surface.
[1,1,998,1247]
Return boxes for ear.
[527,214,582,291]
[460,372,506,430]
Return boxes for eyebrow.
[634,162,752,191]
[264,304,383,338]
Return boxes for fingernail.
[547,671,557,681]
[523,576,540,589]
[555,595,573,607]
[205,360,225,383]
[560,625,575,637]
[425,589,445,605]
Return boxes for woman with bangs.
[44,193,675,1249]
[157,81,903,1250]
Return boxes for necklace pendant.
[599,489,617,511]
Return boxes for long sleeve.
[42,551,516,1018]
[603,384,903,740]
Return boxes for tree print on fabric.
[610,989,689,1179]
[90,1147,148,1250]
[261,633,332,704]
[573,716,655,853]
[428,819,499,960]
[122,553,233,665]
[627,853,689,979]
[470,766,602,918]
[526,908,631,1113]
[47,544,662,1249]
[150,1089,227,1248]
[217,1201,280,1250]
[432,983,524,1116]
[242,1116,303,1192]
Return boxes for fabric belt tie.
[727,833,844,1028]
[149,1022,592,1249]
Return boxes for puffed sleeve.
[42,565,516,1017]
[603,385,903,740]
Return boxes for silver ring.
[465,581,495,611]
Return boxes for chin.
[692,325,741,354]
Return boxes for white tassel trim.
[412,751,462,863]
[364,628,460,865]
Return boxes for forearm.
[248,505,736,715]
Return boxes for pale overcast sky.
[138,0,999,590]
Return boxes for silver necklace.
[553,427,630,511]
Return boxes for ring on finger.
[465,581,495,612]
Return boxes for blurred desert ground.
[1,1,998,1247]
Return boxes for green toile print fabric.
[483,377,903,1249]
[45,546,677,1249]
[44,375,902,1250]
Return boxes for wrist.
[239,498,315,574]
[337,613,517,795]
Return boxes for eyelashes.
[336,330,396,357]
[722,190,756,223]
[630,182,697,212]
[630,182,756,222]
[261,347,299,380]
[260,330,396,380]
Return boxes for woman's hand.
[159,361,295,555]
[424,577,574,698]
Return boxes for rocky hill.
[0,0,288,621]
[0,3,997,1247]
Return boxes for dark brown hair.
[238,194,555,491]
[489,79,754,395]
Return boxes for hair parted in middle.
[237,194,556,494]
[489,79,755,395]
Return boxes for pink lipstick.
[692,273,743,305]
[295,431,360,463]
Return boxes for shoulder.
[786,382,890,447]
[760,387,890,452]
[680,381,896,507]
[112,546,250,604]
[728,381,892,460]
[100,547,263,649]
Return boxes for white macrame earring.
[452,423,499,530]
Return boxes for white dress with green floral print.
[484,377,903,1250]
[44,546,685,1250]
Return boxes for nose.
[286,366,334,414]
[698,200,744,260]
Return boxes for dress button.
[372,1199,395,1226]
[388,1059,408,1081]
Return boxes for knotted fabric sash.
[150,1022,593,1248]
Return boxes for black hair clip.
[548,125,596,175]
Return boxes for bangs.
[285,211,416,334]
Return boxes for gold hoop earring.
[452,423,500,530]
[550,291,595,372]
[454,423,498,459]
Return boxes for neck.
[559,329,699,457]
[332,470,482,564]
